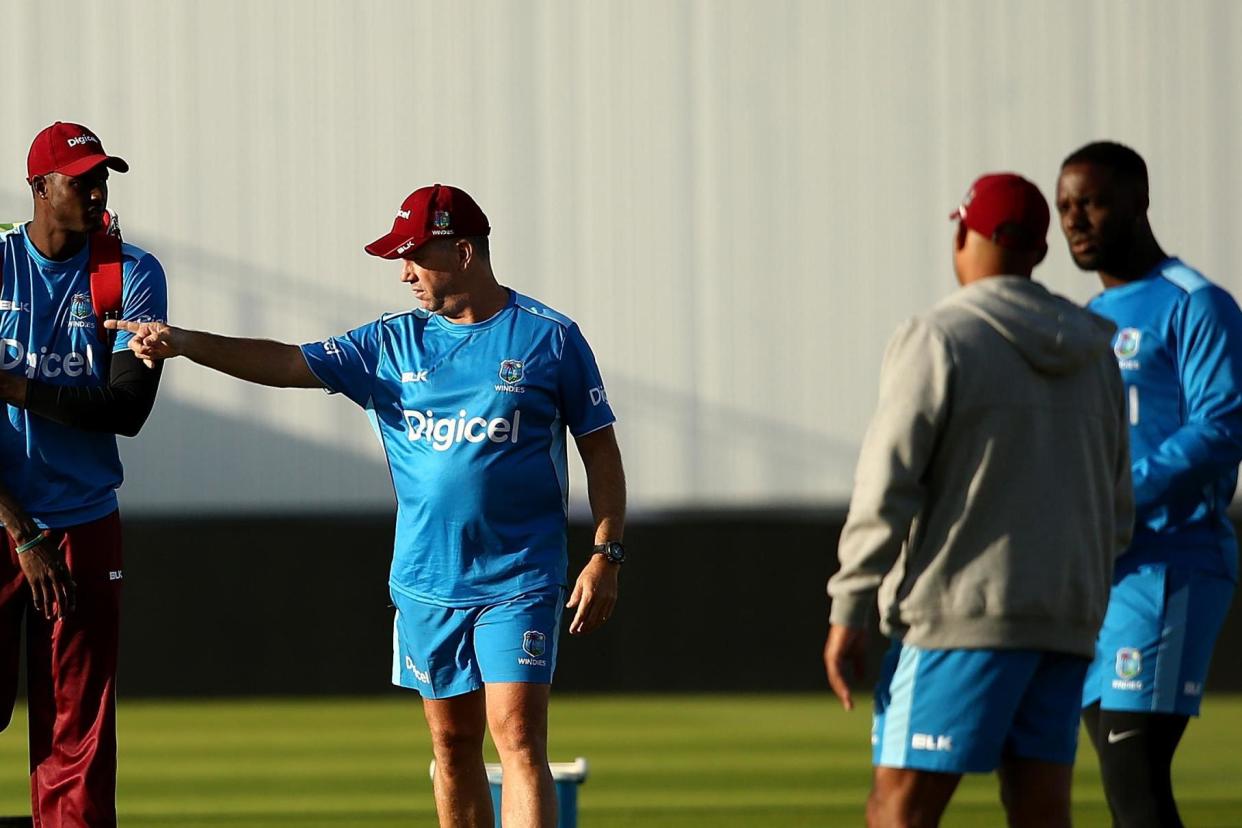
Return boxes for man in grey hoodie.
[824,173,1133,828]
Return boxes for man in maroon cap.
[823,173,1132,826]
[109,184,625,827]
[0,122,168,826]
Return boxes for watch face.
[605,542,625,563]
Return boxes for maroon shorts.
[0,511,122,828]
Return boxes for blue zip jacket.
[1088,258,1242,581]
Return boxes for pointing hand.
[104,319,183,368]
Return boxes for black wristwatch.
[593,541,626,565]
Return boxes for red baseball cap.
[365,184,490,259]
[27,122,129,182]
[950,173,1049,252]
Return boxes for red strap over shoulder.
[89,232,124,344]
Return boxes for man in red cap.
[108,183,626,828]
[0,122,168,826]
[823,173,1132,826]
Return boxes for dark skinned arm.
[0,487,74,619]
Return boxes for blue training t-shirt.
[1088,258,1242,581]
[300,290,616,607]
[0,223,168,527]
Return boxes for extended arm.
[566,425,626,635]
[107,319,323,388]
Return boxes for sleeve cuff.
[298,347,335,395]
[828,591,876,628]
[572,418,617,439]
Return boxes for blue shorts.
[390,586,565,700]
[1084,563,1235,716]
[873,642,1088,773]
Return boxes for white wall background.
[2,0,1239,515]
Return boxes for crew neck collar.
[430,288,516,334]
[21,225,91,273]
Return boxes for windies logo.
[69,293,92,321]
[1115,647,1142,680]
[522,630,547,658]
[499,359,525,385]
[432,210,451,230]
[1114,328,1142,360]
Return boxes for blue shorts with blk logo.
[872,641,1088,773]
[1084,563,1235,716]
[391,586,565,699]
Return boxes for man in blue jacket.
[1057,141,1242,828]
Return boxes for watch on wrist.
[593,541,625,565]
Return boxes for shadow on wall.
[117,366,865,515]
[118,395,395,513]
[609,372,863,503]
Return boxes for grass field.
[1,694,1240,826]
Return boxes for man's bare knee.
[430,722,485,760]
[998,758,1071,828]
[865,794,929,828]
[868,767,961,828]
[424,693,487,767]
[489,709,547,762]
[866,787,898,828]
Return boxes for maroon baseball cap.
[27,122,129,182]
[365,184,490,259]
[950,173,1049,252]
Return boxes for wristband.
[15,531,47,555]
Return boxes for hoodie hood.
[947,276,1116,375]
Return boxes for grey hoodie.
[828,276,1133,657]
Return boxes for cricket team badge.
[1114,328,1142,360]
[433,210,451,231]
[1115,647,1142,680]
[522,630,547,658]
[70,292,92,321]
[499,359,525,385]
